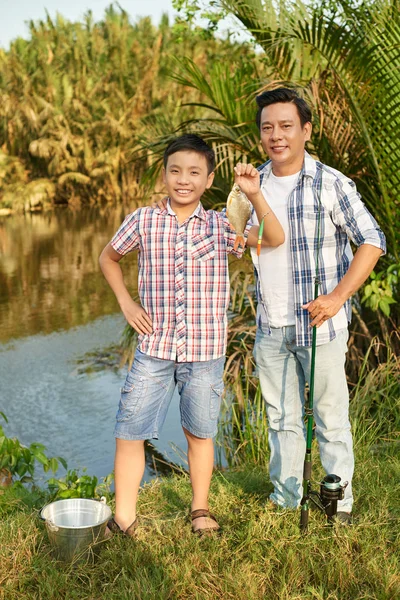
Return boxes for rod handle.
[303,461,312,480]
[300,506,309,532]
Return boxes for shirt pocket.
[303,208,338,242]
[191,234,215,261]
[302,208,326,238]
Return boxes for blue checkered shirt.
[251,152,386,346]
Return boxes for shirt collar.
[258,151,317,181]
[156,199,207,221]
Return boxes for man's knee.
[268,420,305,436]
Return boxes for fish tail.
[233,235,245,251]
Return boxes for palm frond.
[218,0,400,258]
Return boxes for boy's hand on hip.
[120,298,153,335]
[234,163,260,199]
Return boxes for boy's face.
[260,102,311,175]
[163,151,214,211]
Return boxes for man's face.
[259,102,312,175]
[163,150,214,209]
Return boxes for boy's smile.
[162,150,214,220]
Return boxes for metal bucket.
[40,497,112,562]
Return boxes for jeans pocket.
[253,328,264,363]
[116,372,147,422]
[210,384,224,420]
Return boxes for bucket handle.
[38,505,59,531]
[46,519,59,533]
[38,511,59,532]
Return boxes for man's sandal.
[107,516,139,538]
[190,509,220,537]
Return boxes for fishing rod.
[299,198,347,533]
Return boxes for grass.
[1,342,398,599]
[1,431,399,600]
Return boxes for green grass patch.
[1,347,398,599]
[1,438,399,600]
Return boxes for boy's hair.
[163,134,215,175]
[256,88,312,129]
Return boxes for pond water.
[0,205,188,484]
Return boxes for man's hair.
[256,88,312,129]
[163,134,215,175]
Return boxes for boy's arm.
[99,243,153,335]
[234,163,285,247]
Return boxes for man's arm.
[234,163,285,247]
[99,243,153,334]
[303,175,386,328]
[303,244,383,327]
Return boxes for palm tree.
[172,0,400,259]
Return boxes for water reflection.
[0,205,139,341]
[145,441,187,478]
[0,315,188,482]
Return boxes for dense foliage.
[169,0,400,263]
[0,5,253,210]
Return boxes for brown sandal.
[190,509,220,536]
[107,516,139,538]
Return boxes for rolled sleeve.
[111,211,140,255]
[332,178,386,254]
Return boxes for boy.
[99,134,283,536]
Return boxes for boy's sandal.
[107,516,139,538]
[190,509,220,536]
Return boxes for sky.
[0,0,177,49]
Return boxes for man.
[246,87,386,522]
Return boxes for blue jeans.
[114,349,225,441]
[253,325,354,511]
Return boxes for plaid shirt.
[111,201,247,362]
[251,152,386,346]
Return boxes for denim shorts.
[114,349,225,440]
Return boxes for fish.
[226,184,252,250]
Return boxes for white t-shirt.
[250,171,300,328]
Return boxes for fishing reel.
[303,474,348,526]
[319,474,348,522]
